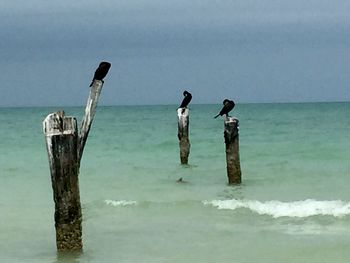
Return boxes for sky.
[1,0,350,107]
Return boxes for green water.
[1,103,350,262]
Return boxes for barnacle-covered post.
[224,116,241,184]
[43,62,110,251]
[177,108,190,164]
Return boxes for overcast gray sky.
[1,0,350,106]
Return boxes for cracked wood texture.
[43,112,82,251]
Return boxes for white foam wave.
[104,200,137,207]
[203,199,350,218]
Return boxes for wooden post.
[43,111,82,251]
[43,79,105,251]
[78,79,103,164]
[177,108,190,164]
[224,116,241,184]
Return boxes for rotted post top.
[177,108,189,117]
[224,116,239,140]
[224,115,239,125]
[43,111,77,136]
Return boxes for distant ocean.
[1,103,350,262]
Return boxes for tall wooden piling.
[177,108,190,164]
[43,79,105,251]
[224,116,241,184]
[43,112,82,251]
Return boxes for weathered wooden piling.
[224,116,241,184]
[43,79,105,251]
[43,112,82,251]
[78,79,104,164]
[177,108,190,164]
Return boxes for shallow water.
[1,103,350,262]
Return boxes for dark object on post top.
[179,90,192,108]
[214,99,235,118]
[89,62,111,87]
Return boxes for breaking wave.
[104,200,137,207]
[203,199,350,218]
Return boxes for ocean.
[1,102,350,262]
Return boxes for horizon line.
[0,100,349,109]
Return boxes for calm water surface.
[1,103,350,262]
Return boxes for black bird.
[89,62,111,87]
[214,99,235,118]
[179,91,192,113]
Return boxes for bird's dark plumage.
[214,99,235,118]
[179,90,192,109]
[89,62,111,87]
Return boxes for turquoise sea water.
[1,103,350,262]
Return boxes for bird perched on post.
[89,62,111,87]
[179,90,192,113]
[214,99,235,118]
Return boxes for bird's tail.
[214,114,220,119]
